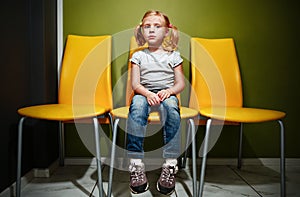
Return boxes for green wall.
[63,0,300,158]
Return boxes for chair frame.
[17,113,113,197]
[198,119,285,197]
[109,114,197,196]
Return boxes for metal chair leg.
[180,120,191,169]
[278,120,285,197]
[93,117,103,197]
[108,113,114,138]
[16,117,26,197]
[107,118,119,197]
[122,120,128,169]
[237,123,243,169]
[58,121,65,166]
[198,118,211,197]
[188,118,197,196]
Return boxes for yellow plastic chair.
[190,37,286,197]
[16,35,113,197]
[109,36,199,196]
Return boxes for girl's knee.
[162,96,179,110]
[129,95,149,116]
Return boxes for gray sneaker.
[156,163,178,195]
[129,162,149,194]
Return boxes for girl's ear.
[164,28,169,37]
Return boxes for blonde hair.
[134,10,179,52]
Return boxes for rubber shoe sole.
[156,181,175,195]
[130,182,149,194]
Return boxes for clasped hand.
[147,89,171,106]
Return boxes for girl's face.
[142,15,168,48]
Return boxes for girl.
[127,10,185,195]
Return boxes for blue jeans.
[126,94,181,159]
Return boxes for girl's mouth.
[148,36,156,39]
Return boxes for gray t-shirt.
[130,49,183,91]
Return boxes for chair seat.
[18,104,109,121]
[111,106,198,121]
[200,107,286,123]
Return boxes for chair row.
[16,35,286,197]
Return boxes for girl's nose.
[149,26,155,32]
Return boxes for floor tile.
[19,162,300,197]
[202,165,260,197]
[233,165,300,197]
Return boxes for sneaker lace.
[130,166,145,184]
[161,166,176,185]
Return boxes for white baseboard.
[203,158,300,166]
[33,160,59,178]
[65,157,300,167]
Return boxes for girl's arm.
[131,63,161,105]
[158,64,185,101]
[169,64,185,94]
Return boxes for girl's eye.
[143,25,162,29]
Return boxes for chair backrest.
[190,38,243,110]
[58,35,112,110]
[125,36,147,105]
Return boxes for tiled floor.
[20,160,300,197]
